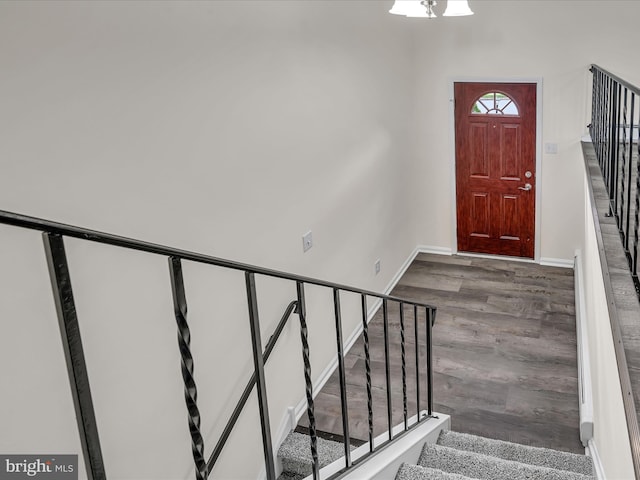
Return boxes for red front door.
[455,82,537,258]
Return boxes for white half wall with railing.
[575,151,635,479]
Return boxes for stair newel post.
[169,257,208,480]
[296,282,319,480]
[244,272,276,480]
[361,294,374,452]
[426,307,435,417]
[43,233,106,480]
[332,288,352,468]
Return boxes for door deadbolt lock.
[525,171,532,178]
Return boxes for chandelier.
[389,0,474,18]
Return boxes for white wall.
[410,0,640,262]
[0,2,420,479]
[2,1,640,479]
[580,173,635,479]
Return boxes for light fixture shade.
[443,0,474,16]
[389,0,431,17]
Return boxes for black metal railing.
[589,64,640,298]
[0,209,437,480]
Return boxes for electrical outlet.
[374,259,381,275]
[302,231,313,252]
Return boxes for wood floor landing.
[302,253,582,454]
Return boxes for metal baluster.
[426,308,435,417]
[244,272,276,480]
[609,77,615,181]
[598,70,605,159]
[333,289,351,468]
[590,67,597,141]
[207,301,297,472]
[361,294,374,452]
[626,93,636,252]
[414,305,421,421]
[597,70,605,163]
[605,75,612,175]
[400,302,408,430]
[607,77,615,197]
[603,72,609,167]
[613,82,622,218]
[296,282,318,480]
[382,299,393,441]
[634,137,640,282]
[599,73,605,168]
[43,233,106,480]
[621,87,629,244]
[169,257,207,480]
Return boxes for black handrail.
[0,209,435,309]
[0,209,437,480]
[591,65,640,97]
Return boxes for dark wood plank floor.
[301,253,583,454]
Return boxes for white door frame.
[448,77,543,262]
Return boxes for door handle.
[518,183,532,191]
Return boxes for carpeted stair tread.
[396,462,479,480]
[437,430,593,476]
[276,472,304,480]
[278,432,349,478]
[418,443,594,480]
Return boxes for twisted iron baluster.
[169,257,207,480]
[296,282,318,480]
[361,294,373,451]
[400,302,408,430]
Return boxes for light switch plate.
[302,231,313,252]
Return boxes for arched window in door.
[471,92,519,115]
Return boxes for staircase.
[278,432,353,480]
[279,430,595,480]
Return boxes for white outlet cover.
[302,231,313,252]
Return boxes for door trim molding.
[447,77,543,262]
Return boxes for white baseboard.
[588,439,606,480]
[540,257,575,268]
[416,245,453,256]
[415,245,574,269]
